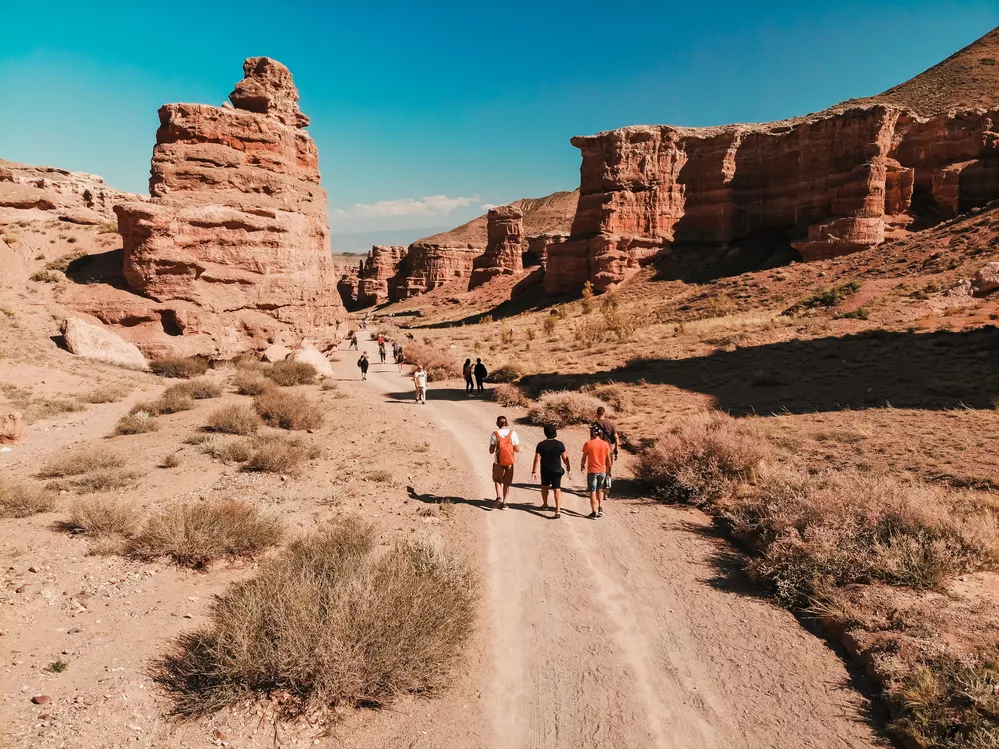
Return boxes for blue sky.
[2,1,997,250]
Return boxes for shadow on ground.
[520,327,999,414]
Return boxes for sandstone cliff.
[108,57,345,356]
[469,206,525,288]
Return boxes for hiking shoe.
[587,511,598,519]
[598,507,604,516]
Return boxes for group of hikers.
[354,333,405,380]
[489,407,618,519]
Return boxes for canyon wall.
[109,57,345,356]
[469,206,525,288]
[546,105,999,294]
[356,245,407,306]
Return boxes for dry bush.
[171,378,224,400]
[543,316,557,336]
[265,360,318,387]
[206,404,261,435]
[489,363,522,383]
[0,477,55,518]
[151,517,475,717]
[38,447,126,478]
[80,383,131,404]
[725,466,999,606]
[113,410,159,436]
[527,391,608,429]
[66,496,141,536]
[199,435,254,463]
[365,470,392,483]
[403,342,461,381]
[245,434,320,475]
[491,383,529,408]
[75,468,138,493]
[161,452,182,468]
[232,370,273,396]
[583,382,632,413]
[635,412,771,505]
[232,354,265,371]
[254,390,325,431]
[149,357,210,379]
[132,388,195,415]
[574,316,607,347]
[127,499,283,569]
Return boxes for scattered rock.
[290,340,334,378]
[972,262,999,296]
[31,695,51,705]
[62,317,147,370]
[0,409,25,444]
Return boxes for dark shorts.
[492,463,514,486]
[587,472,608,492]
[540,471,562,489]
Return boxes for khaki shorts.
[491,463,514,486]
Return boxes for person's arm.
[580,447,587,474]
[489,433,496,455]
[513,433,520,453]
[531,451,540,478]
[562,451,571,475]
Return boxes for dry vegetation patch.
[491,383,529,408]
[0,476,55,518]
[149,357,210,379]
[527,391,608,428]
[232,370,273,396]
[38,447,126,478]
[265,360,318,387]
[65,496,141,537]
[152,518,475,717]
[132,388,195,416]
[403,342,461,381]
[199,435,255,464]
[206,404,261,435]
[113,410,159,435]
[245,434,321,474]
[254,390,325,430]
[171,378,224,400]
[127,499,283,568]
[80,383,132,404]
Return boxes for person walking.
[348,332,359,351]
[580,424,612,519]
[463,358,474,397]
[378,340,387,364]
[356,352,369,380]
[473,358,488,396]
[489,415,519,508]
[413,364,428,404]
[592,406,620,491]
[396,345,405,372]
[532,424,571,518]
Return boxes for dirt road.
[352,337,886,749]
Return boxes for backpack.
[494,430,515,466]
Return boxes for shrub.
[113,410,159,435]
[30,269,63,283]
[635,412,771,505]
[161,452,182,468]
[0,477,55,518]
[725,467,999,606]
[232,370,273,396]
[489,363,522,383]
[491,383,529,408]
[583,383,632,413]
[245,434,320,474]
[75,468,138,493]
[787,281,862,313]
[199,436,254,464]
[365,470,392,483]
[206,404,261,435]
[98,221,118,234]
[38,447,126,478]
[149,357,210,379]
[543,316,557,336]
[80,383,131,404]
[581,280,595,314]
[66,496,140,536]
[527,391,608,429]
[131,388,195,416]
[574,316,607,347]
[44,250,86,272]
[254,391,324,431]
[835,307,870,321]
[266,360,318,387]
[151,518,475,717]
[500,328,515,345]
[127,499,283,568]
[403,342,461,381]
[171,378,224,400]
[231,354,266,371]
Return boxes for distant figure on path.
[474,358,488,395]
[413,364,428,404]
[348,332,359,350]
[592,406,620,491]
[396,346,405,372]
[581,425,612,519]
[357,352,369,380]
[489,415,519,509]
[463,358,474,397]
[532,424,570,519]
[378,340,387,364]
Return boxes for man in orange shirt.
[580,425,613,519]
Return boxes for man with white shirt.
[488,415,519,509]
[413,365,428,404]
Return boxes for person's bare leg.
[589,490,598,515]
[541,486,549,509]
[553,488,562,517]
[493,478,502,504]
[502,480,511,505]
[597,487,604,514]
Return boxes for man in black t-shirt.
[532,424,571,518]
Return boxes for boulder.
[972,262,999,296]
[62,318,147,370]
[0,410,25,444]
[290,341,333,378]
[262,344,293,363]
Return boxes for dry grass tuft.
[170,378,224,400]
[149,357,210,379]
[635,412,771,505]
[527,391,608,429]
[80,383,132,404]
[0,477,55,518]
[232,370,273,396]
[132,388,195,416]
[245,434,321,474]
[127,499,283,568]
[491,383,529,408]
[725,466,999,606]
[403,342,461,381]
[199,436,254,464]
[254,390,324,431]
[74,468,138,493]
[265,360,318,387]
[161,452,182,469]
[151,517,475,717]
[489,363,522,383]
[206,404,261,435]
[38,447,126,478]
[365,470,392,483]
[66,496,141,536]
[113,410,159,435]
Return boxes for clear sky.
[2,1,997,250]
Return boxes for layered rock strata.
[469,206,525,288]
[111,57,345,357]
[547,105,999,294]
[356,245,407,306]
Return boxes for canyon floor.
[1,329,890,749]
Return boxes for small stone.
[31,695,51,705]
[28,567,38,574]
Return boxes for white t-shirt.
[414,371,427,388]
[489,427,519,463]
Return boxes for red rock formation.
[469,206,525,288]
[357,245,407,307]
[112,57,345,356]
[0,159,141,224]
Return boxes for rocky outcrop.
[356,245,407,307]
[62,317,147,369]
[0,410,25,444]
[111,57,345,357]
[547,104,999,294]
[469,206,525,288]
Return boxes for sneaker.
[587,511,598,519]
[598,507,604,516]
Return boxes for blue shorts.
[587,472,608,492]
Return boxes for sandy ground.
[0,332,889,748]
